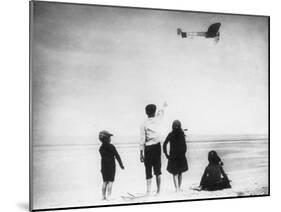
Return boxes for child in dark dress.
[163,120,188,192]
[199,150,231,191]
[99,130,124,200]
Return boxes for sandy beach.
[32,138,268,210]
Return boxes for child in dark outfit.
[99,130,124,200]
[199,150,231,191]
[163,120,188,192]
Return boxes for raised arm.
[156,101,168,118]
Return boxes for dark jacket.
[163,129,187,159]
[99,143,123,170]
[200,163,231,191]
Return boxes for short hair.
[145,104,156,117]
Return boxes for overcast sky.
[31,2,268,144]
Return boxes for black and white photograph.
[30,1,269,211]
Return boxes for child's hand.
[140,154,144,163]
[120,165,125,169]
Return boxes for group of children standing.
[99,102,231,200]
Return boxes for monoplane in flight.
[177,23,221,43]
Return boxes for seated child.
[163,120,188,192]
[99,130,124,200]
[199,150,231,191]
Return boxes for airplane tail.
[177,28,188,38]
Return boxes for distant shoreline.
[33,137,268,148]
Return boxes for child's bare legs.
[156,175,161,194]
[107,182,113,200]
[102,182,108,200]
[178,173,183,191]
[173,174,179,192]
[146,175,161,195]
[146,179,152,195]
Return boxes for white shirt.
[140,108,165,151]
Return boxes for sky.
[31,2,268,145]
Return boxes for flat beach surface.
[32,138,268,210]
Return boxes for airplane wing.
[206,23,221,38]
